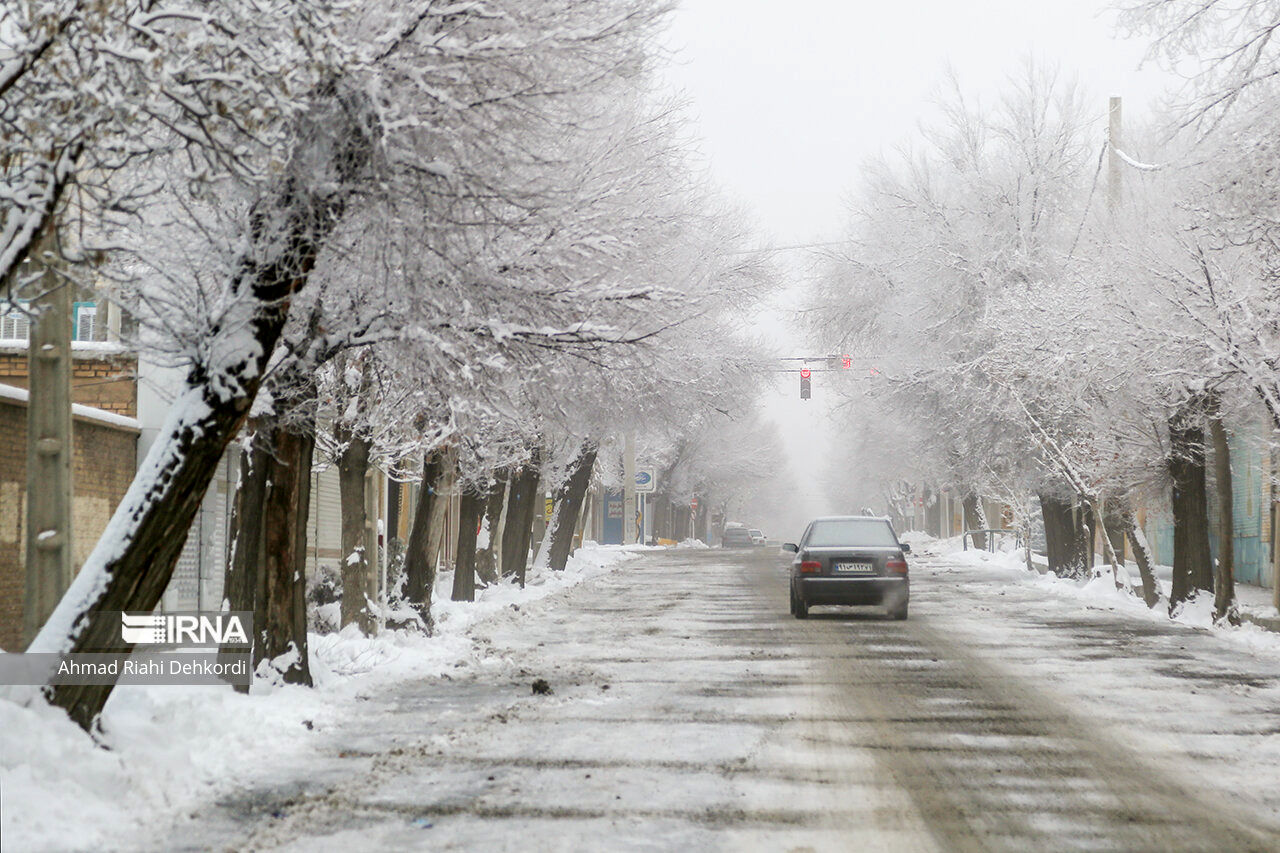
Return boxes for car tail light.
[887,558,908,574]
[799,561,821,573]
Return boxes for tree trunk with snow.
[256,424,315,686]
[962,493,984,549]
[501,449,541,586]
[1039,491,1088,579]
[1103,503,1127,565]
[1091,499,1123,587]
[220,430,270,691]
[1080,500,1097,570]
[924,488,941,538]
[337,430,374,634]
[475,471,508,585]
[652,490,670,541]
[544,442,598,571]
[499,477,529,579]
[1118,502,1161,608]
[452,490,483,602]
[1169,402,1214,611]
[29,85,373,731]
[1208,411,1239,625]
[425,457,455,594]
[403,449,443,623]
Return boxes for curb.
[1019,551,1280,635]
[1240,611,1280,633]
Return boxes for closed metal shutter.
[308,465,343,577]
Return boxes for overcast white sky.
[657,1,1183,530]
[659,0,1178,246]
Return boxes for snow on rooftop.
[0,340,132,357]
[0,383,141,431]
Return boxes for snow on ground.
[103,544,1280,848]
[922,533,1280,657]
[918,541,1280,832]
[0,544,643,853]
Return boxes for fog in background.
[659,0,1180,539]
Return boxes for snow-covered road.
[149,547,1280,851]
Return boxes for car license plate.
[834,561,874,574]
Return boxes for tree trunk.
[1039,491,1088,579]
[501,448,541,587]
[516,473,541,587]
[1079,500,1097,570]
[1118,501,1161,608]
[575,487,592,547]
[1091,499,1122,586]
[544,442,599,571]
[652,491,670,541]
[1169,401,1214,611]
[1103,504,1127,565]
[221,430,270,691]
[30,88,373,731]
[476,471,507,585]
[452,489,484,601]
[337,430,374,634]
[403,449,443,623]
[924,488,941,538]
[1208,411,1239,625]
[500,475,529,578]
[256,424,314,686]
[425,458,455,592]
[1022,504,1036,573]
[962,493,983,549]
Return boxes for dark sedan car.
[783,516,910,620]
[721,526,755,548]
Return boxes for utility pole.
[622,432,637,545]
[365,465,380,633]
[1108,95,1122,212]
[1274,452,1280,612]
[23,234,74,647]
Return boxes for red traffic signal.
[799,367,811,379]
[842,355,851,369]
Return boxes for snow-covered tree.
[29,0,678,731]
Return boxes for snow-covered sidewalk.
[904,530,1280,647]
[913,538,1280,835]
[0,544,646,853]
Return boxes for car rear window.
[724,529,751,540]
[806,519,898,547]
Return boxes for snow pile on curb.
[431,544,642,636]
[922,533,1280,656]
[0,544,641,853]
[900,530,969,557]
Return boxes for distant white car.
[748,529,765,546]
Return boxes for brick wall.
[0,395,138,651]
[0,350,137,416]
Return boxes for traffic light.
[842,354,852,369]
[799,367,811,399]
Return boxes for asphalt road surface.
[164,548,1280,851]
